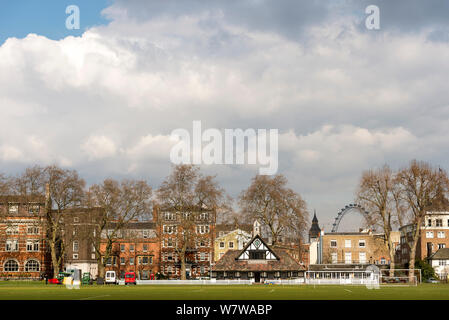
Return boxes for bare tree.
[45,166,85,277]
[395,160,449,281]
[0,173,11,195]
[239,174,308,245]
[9,165,85,277]
[356,165,398,276]
[88,179,152,279]
[156,165,226,280]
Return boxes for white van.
[105,271,117,285]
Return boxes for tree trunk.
[98,262,105,279]
[180,252,186,280]
[409,240,418,283]
[388,245,396,277]
[387,232,396,277]
[49,242,59,278]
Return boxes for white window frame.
[426,231,434,239]
[73,241,79,252]
[344,240,351,248]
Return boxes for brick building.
[101,221,160,279]
[156,205,216,279]
[63,207,103,277]
[321,229,396,265]
[0,196,50,279]
[398,211,449,265]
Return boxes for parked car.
[125,272,136,285]
[105,271,117,285]
[426,277,440,283]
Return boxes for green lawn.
[0,282,448,300]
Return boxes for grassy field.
[0,282,449,300]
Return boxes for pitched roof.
[0,195,46,203]
[429,248,449,260]
[216,223,252,233]
[212,248,305,272]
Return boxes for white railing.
[132,279,253,285]
[263,278,304,285]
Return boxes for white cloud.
[81,135,117,160]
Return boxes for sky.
[1,1,449,232]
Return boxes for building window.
[380,258,386,265]
[229,242,234,248]
[28,205,40,215]
[358,240,366,248]
[359,252,366,264]
[140,256,149,265]
[4,260,19,272]
[130,245,135,252]
[26,240,39,252]
[439,260,447,266]
[163,225,176,234]
[219,242,225,248]
[437,231,445,239]
[344,252,352,264]
[199,212,209,220]
[73,241,79,252]
[8,204,19,214]
[331,252,337,264]
[436,219,443,227]
[73,254,78,260]
[130,257,134,265]
[197,225,210,234]
[164,212,175,221]
[74,217,79,223]
[27,226,39,234]
[426,231,434,239]
[91,254,96,259]
[143,230,150,238]
[120,257,125,265]
[344,240,351,248]
[200,252,206,261]
[428,219,432,227]
[25,260,40,272]
[438,243,446,249]
[6,240,19,252]
[120,244,125,252]
[330,240,337,248]
[143,244,148,252]
[6,226,19,235]
[219,252,224,259]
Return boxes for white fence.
[263,279,304,285]
[305,270,379,286]
[120,279,253,285]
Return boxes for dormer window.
[28,204,40,214]
[8,204,19,214]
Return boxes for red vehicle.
[125,272,136,285]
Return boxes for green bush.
[414,259,436,280]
